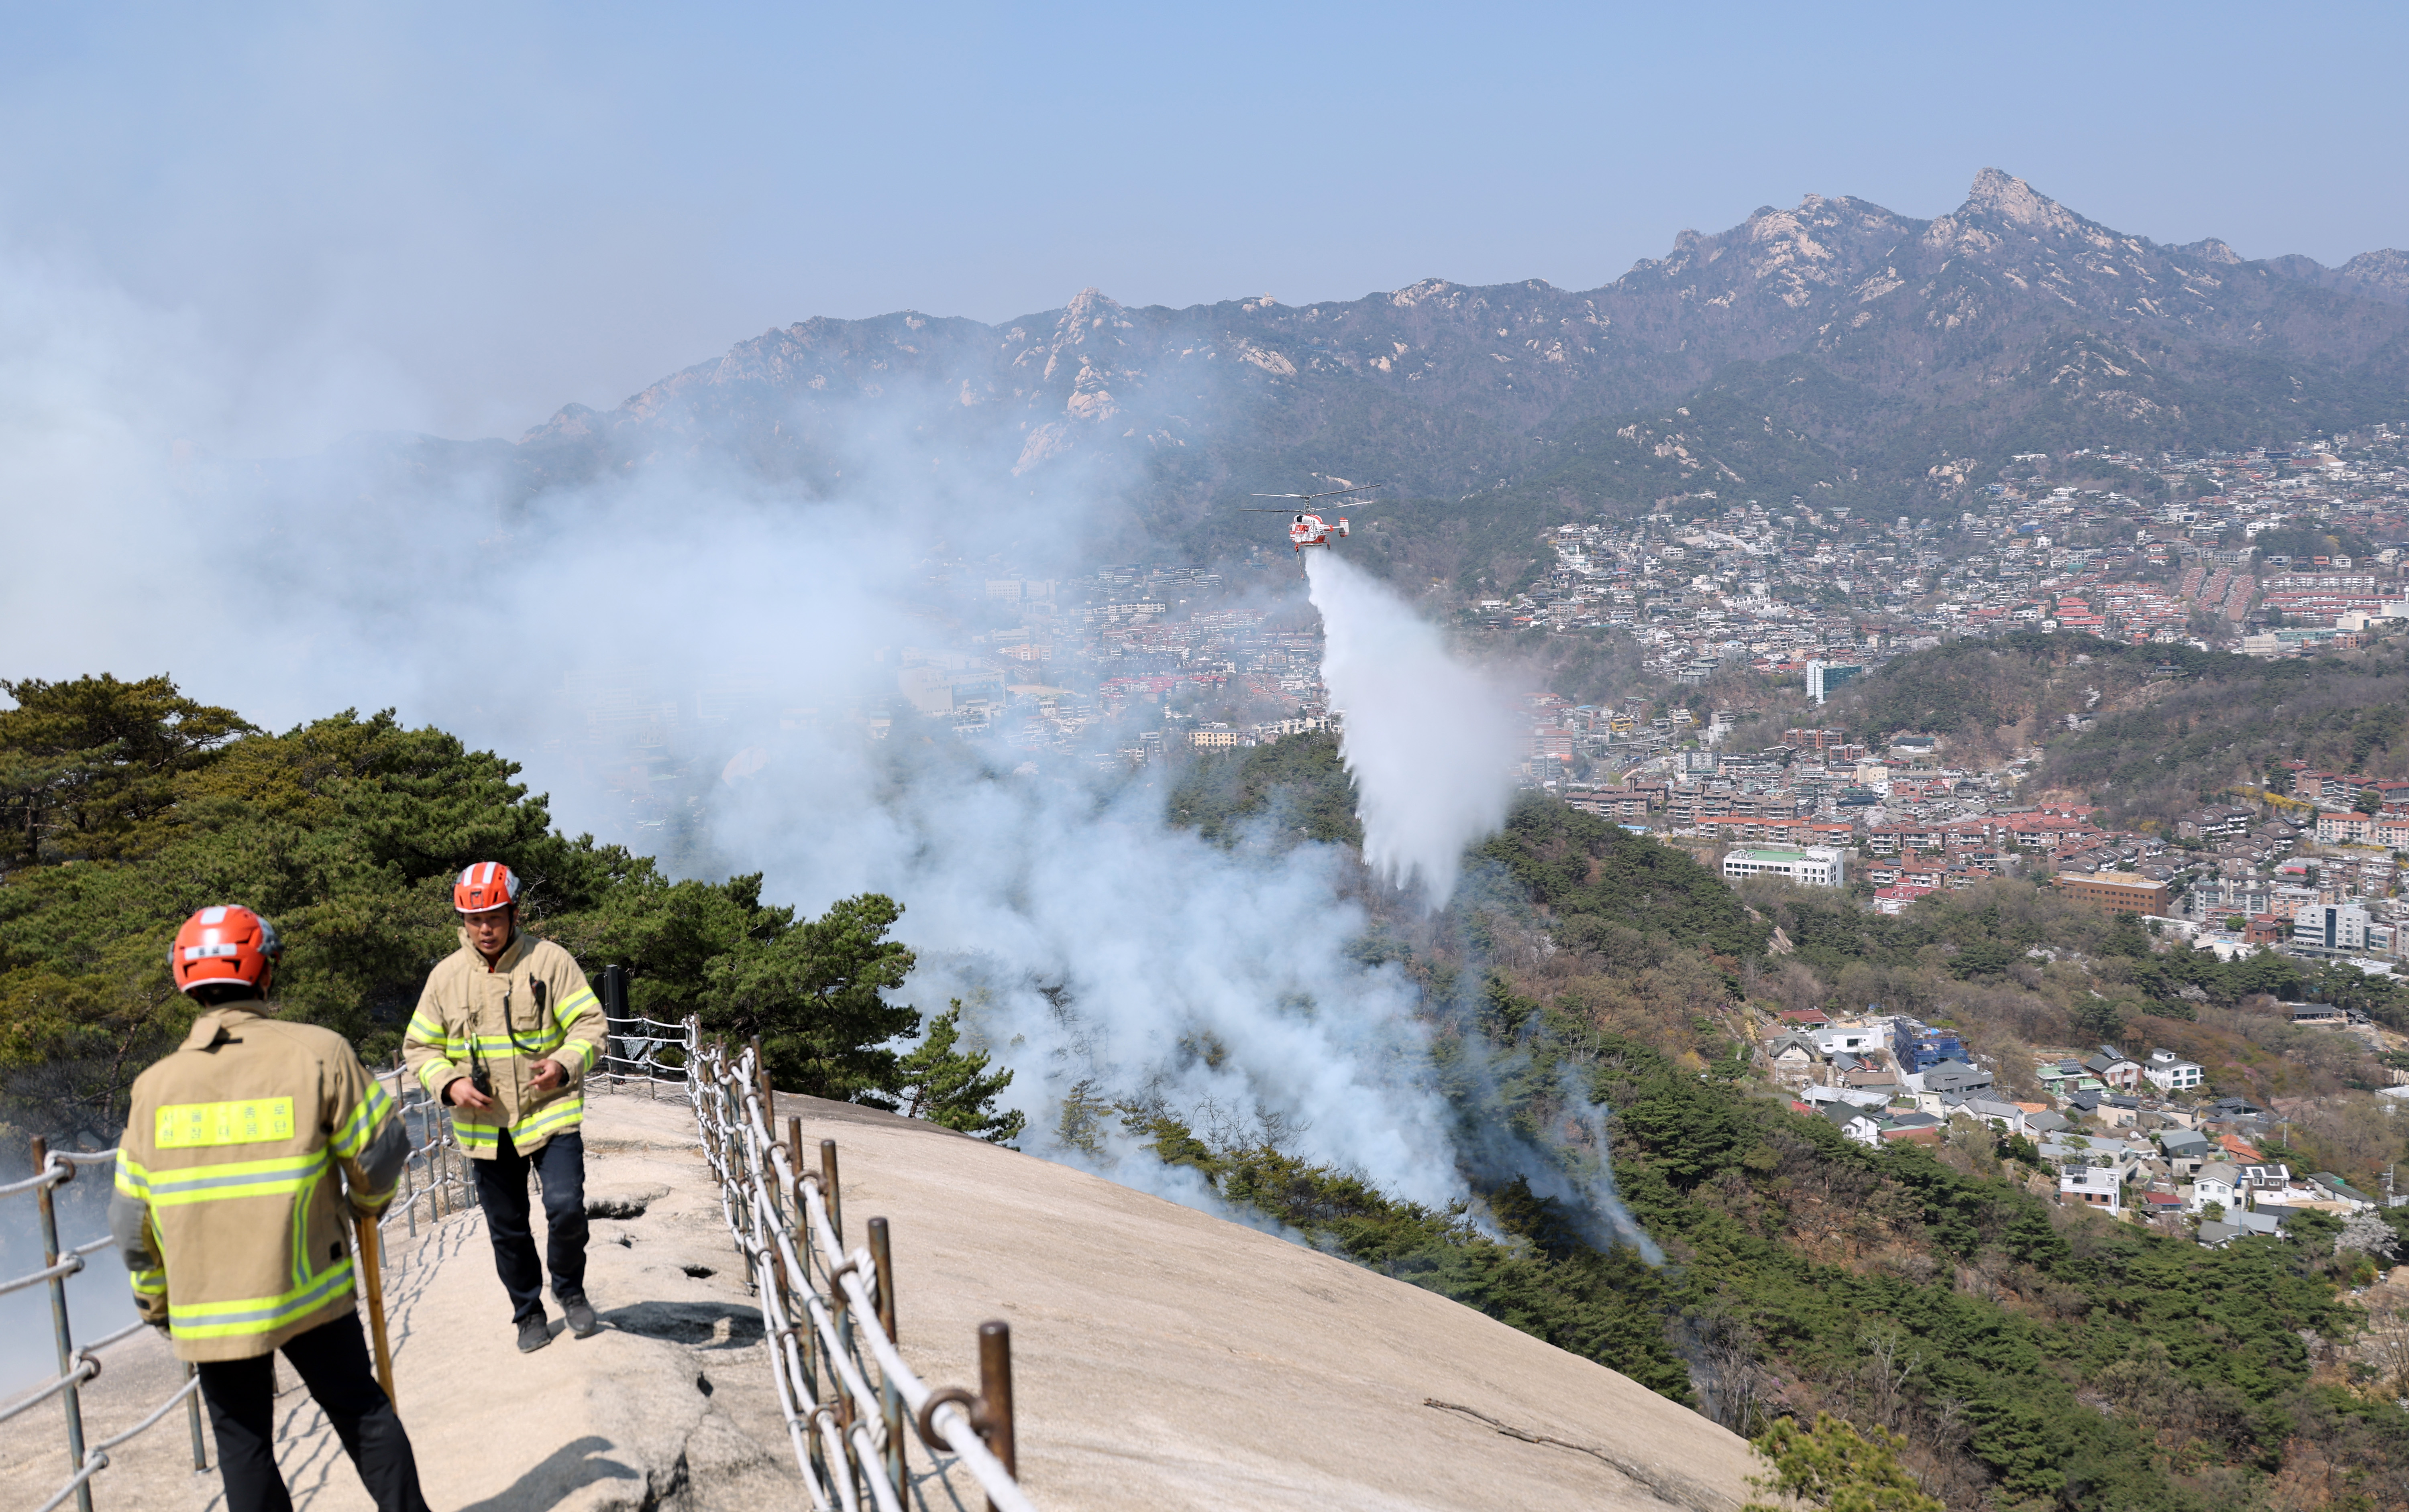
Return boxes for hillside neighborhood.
[1760,1002,2404,1245]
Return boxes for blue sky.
[4,1,2403,446]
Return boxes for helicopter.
[1237,482,1386,570]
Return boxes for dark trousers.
[195,1312,429,1512]
[471,1127,588,1321]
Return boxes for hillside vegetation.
[1793,635,2409,829]
[1166,730,1362,848]
[15,676,2409,1506]
[1143,1023,2405,1510]
[1165,739,2409,1509]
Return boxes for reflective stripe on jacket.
[108,1004,406,1362]
[401,930,605,1160]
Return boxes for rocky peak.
[518,401,603,445]
[1019,287,1140,388]
[1917,168,2143,287]
[1047,288,1134,354]
[1388,278,1460,309]
[2176,236,2244,265]
[2333,248,2409,303]
[1610,191,1921,324]
[1058,287,1129,332]
[1963,167,2065,230]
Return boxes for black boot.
[561,1293,600,1339]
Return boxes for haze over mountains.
[459,169,2409,558]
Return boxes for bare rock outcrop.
[2,1089,1760,1510]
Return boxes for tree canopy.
[0,673,1015,1143]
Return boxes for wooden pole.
[355,1217,398,1408]
[978,1320,1016,1510]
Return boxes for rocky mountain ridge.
[494,169,2409,549]
[2262,247,2409,305]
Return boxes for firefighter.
[403,861,609,1353]
[111,905,429,1512]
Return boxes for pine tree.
[897,1002,1024,1145]
[0,674,252,865]
[696,893,921,1104]
[1743,1413,1943,1512]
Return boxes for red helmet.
[169,906,283,994]
[454,862,520,915]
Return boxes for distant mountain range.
[432,169,2409,568]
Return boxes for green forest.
[0,674,1019,1144]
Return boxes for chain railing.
[690,1033,1035,1512]
[589,965,696,1099]
[0,1138,197,1512]
[1,1056,475,1512]
[373,1055,482,1244]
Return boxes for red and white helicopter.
[1239,481,1386,569]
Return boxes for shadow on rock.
[454,1435,639,1512]
[602,1300,765,1349]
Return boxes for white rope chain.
[688,1036,1036,1512]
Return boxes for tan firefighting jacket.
[402,929,605,1160]
[109,1003,407,1361]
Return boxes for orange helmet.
[454,862,520,915]
[169,905,283,994]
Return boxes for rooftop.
[2055,871,2167,891]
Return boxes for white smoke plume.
[0,250,1635,1323]
[717,749,1466,1211]
[0,252,1480,1210]
[1306,551,1522,906]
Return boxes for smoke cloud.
[1306,552,1521,906]
[0,250,1641,1281]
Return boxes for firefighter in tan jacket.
[402,862,608,1351]
[112,905,429,1512]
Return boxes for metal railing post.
[184,1363,208,1469]
[393,1054,419,1240]
[599,966,629,1093]
[751,1038,778,1224]
[32,1137,93,1512]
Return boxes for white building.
[2143,1048,2203,1093]
[1956,1098,2029,1136]
[2293,903,2370,956]
[1811,1021,1887,1056]
[2060,1164,2122,1214]
[1805,660,1864,704]
[2188,1161,2240,1215]
[1797,1084,1889,1110]
[1722,845,1847,888]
